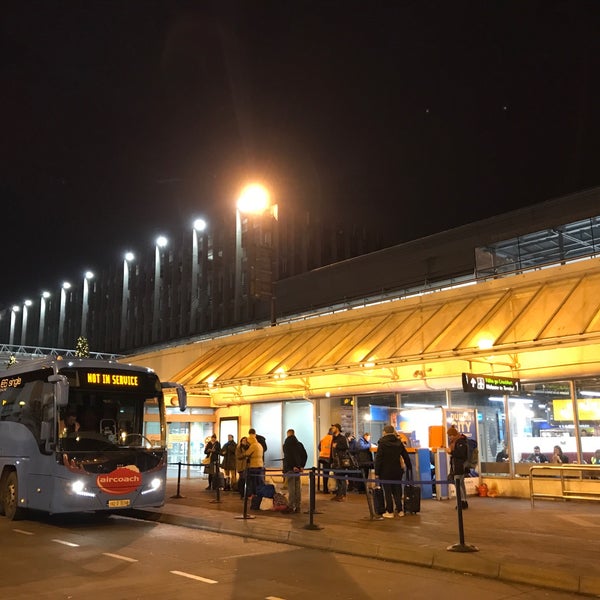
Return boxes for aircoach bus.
[0,357,186,520]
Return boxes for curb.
[126,508,598,597]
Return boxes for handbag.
[201,457,211,465]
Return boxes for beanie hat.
[447,426,459,437]
[383,425,396,434]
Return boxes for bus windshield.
[58,390,160,452]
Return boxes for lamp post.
[191,219,207,332]
[81,271,94,338]
[234,183,273,323]
[21,300,32,346]
[152,236,168,342]
[121,252,134,349]
[38,291,50,346]
[58,281,71,348]
[9,305,20,346]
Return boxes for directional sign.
[462,372,521,393]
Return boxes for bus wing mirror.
[48,374,69,407]
[161,382,187,412]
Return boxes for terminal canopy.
[130,257,600,405]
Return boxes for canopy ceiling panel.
[160,257,600,403]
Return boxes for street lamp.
[9,305,20,346]
[191,219,207,332]
[38,291,51,346]
[234,183,277,323]
[58,281,71,348]
[152,236,168,342]
[81,271,94,338]
[21,300,32,346]
[121,252,135,348]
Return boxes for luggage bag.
[403,484,421,514]
[370,486,385,515]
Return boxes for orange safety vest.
[319,434,333,459]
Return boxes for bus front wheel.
[2,472,25,520]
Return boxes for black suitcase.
[370,486,385,515]
[403,484,421,514]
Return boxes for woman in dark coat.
[220,434,238,489]
[204,434,221,490]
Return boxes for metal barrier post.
[447,475,478,553]
[170,461,185,499]
[304,467,323,530]
[210,460,222,504]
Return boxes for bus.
[0,357,186,520]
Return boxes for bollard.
[210,460,222,504]
[170,461,185,499]
[303,467,323,530]
[447,475,478,552]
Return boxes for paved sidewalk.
[127,475,600,597]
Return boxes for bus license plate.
[108,499,131,508]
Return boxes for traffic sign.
[462,372,520,393]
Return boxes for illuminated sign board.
[553,398,600,421]
[85,372,139,387]
[462,373,521,394]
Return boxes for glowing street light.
[191,219,207,332]
[38,291,51,344]
[58,281,71,347]
[9,305,20,346]
[21,300,32,345]
[81,271,94,337]
[234,183,273,322]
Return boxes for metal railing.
[529,464,600,507]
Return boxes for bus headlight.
[141,477,162,495]
[71,480,85,494]
[70,480,96,497]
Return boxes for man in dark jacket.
[375,425,412,518]
[282,429,308,513]
[330,423,349,501]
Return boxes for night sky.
[2,1,600,307]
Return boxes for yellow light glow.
[237,183,270,214]
[477,336,494,350]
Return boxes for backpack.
[256,434,268,453]
[453,436,478,471]
[466,438,479,468]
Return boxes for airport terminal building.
[128,187,600,498]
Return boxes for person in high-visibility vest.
[318,428,334,493]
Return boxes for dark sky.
[2,1,600,307]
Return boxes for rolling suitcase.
[403,484,421,514]
[370,486,385,515]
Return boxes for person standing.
[318,427,334,493]
[330,423,349,502]
[235,436,250,498]
[244,430,265,496]
[355,432,375,493]
[220,434,238,490]
[375,425,412,518]
[282,428,308,513]
[447,426,469,509]
[204,434,221,490]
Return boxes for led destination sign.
[86,372,139,387]
[462,372,521,394]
